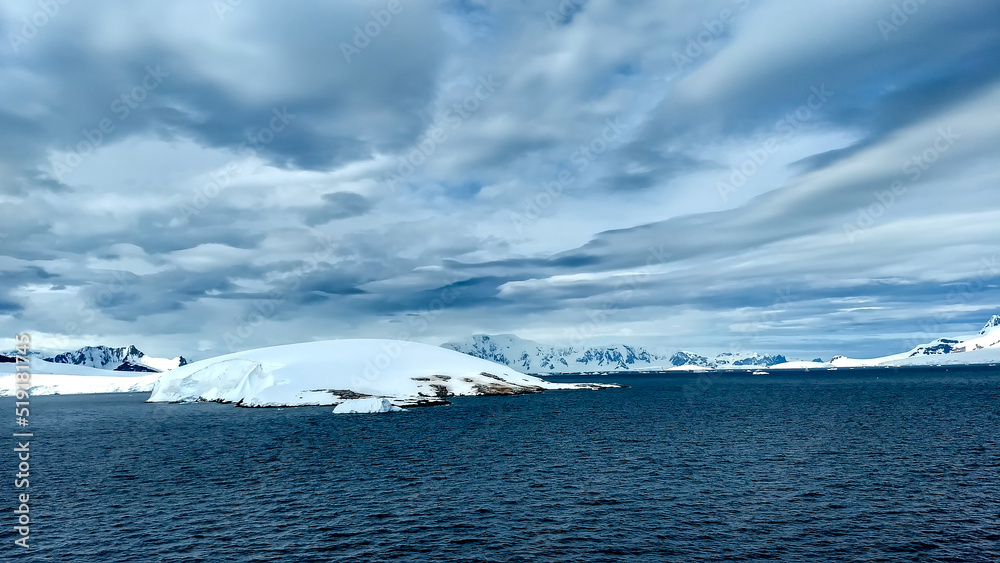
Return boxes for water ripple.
[7,370,1000,562]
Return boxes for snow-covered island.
[147,339,617,410]
[831,315,1000,368]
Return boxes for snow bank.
[832,314,1000,368]
[0,358,162,396]
[0,372,161,396]
[0,358,120,377]
[663,365,715,372]
[148,339,615,408]
[769,361,836,370]
[333,398,404,414]
[883,346,1000,366]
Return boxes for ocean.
[5,368,1000,561]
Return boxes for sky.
[1,0,999,361]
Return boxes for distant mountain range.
[444,313,1000,373]
[3,314,997,377]
[441,334,788,373]
[0,345,187,373]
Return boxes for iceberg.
[768,360,836,370]
[333,398,404,414]
[148,339,616,408]
[662,364,715,372]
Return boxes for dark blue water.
[4,369,1000,562]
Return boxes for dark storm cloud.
[2,0,999,358]
[0,299,22,314]
[615,0,1000,194]
[0,0,448,190]
[303,192,373,226]
[597,146,710,192]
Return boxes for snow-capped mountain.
[832,313,1000,367]
[713,351,788,369]
[442,334,788,373]
[0,348,49,359]
[441,334,668,373]
[44,345,188,372]
[667,351,714,368]
[664,351,786,369]
[980,314,1000,335]
[46,345,144,369]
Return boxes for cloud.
[303,192,373,226]
[1,0,998,360]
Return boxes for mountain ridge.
[12,313,999,376]
[445,313,1000,373]
[831,314,1000,367]
[39,345,188,373]
[441,334,789,373]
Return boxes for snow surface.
[882,346,1000,367]
[832,314,1000,367]
[0,357,161,396]
[980,315,1000,335]
[333,398,404,414]
[0,372,160,396]
[43,345,186,372]
[0,357,117,377]
[441,334,666,373]
[139,355,186,372]
[662,365,715,372]
[768,361,837,370]
[442,334,787,373]
[148,339,614,407]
